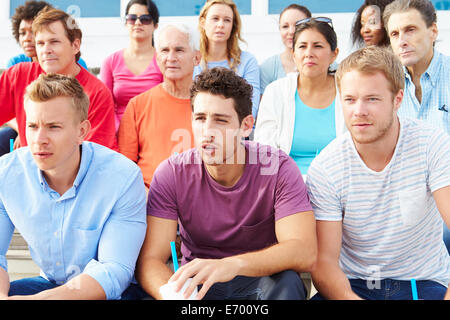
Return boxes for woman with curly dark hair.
[351,0,394,48]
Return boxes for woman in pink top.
[100,0,163,132]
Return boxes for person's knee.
[0,127,17,156]
[8,276,57,296]
[264,270,306,300]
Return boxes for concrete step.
[6,249,40,281]
[7,231,40,281]
[10,230,28,250]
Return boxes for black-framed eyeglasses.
[126,14,153,25]
[295,17,333,29]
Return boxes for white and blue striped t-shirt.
[306,117,450,287]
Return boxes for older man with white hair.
[118,23,201,190]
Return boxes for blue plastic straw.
[411,279,418,300]
[170,241,179,272]
[10,139,14,153]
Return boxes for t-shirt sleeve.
[118,98,139,162]
[147,159,179,221]
[241,53,261,119]
[273,152,312,220]
[306,159,343,221]
[0,67,17,125]
[85,83,118,151]
[259,56,276,94]
[99,55,114,95]
[427,128,450,192]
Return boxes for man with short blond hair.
[308,46,450,300]
[0,8,117,151]
[0,74,146,300]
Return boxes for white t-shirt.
[306,117,450,287]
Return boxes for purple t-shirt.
[147,141,312,265]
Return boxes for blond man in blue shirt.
[0,74,147,300]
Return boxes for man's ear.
[78,119,91,144]
[193,50,201,66]
[430,22,438,43]
[393,89,404,114]
[240,114,254,138]
[72,38,81,56]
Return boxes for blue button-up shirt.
[0,142,147,299]
[398,50,450,135]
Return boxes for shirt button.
[56,262,61,266]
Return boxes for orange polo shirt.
[118,84,193,187]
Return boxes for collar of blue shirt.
[36,143,93,200]
[404,50,442,88]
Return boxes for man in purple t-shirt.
[136,67,317,300]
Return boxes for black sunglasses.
[126,14,153,25]
[295,17,333,29]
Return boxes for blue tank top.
[289,90,336,175]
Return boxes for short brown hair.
[190,67,253,124]
[32,7,83,62]
[383,0,437,30]
[336,46,404,97]
[11,0,53,43]
[24,73,90,122]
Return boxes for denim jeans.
[8,276,59,296]
[9,276,151,300]
[0,127,17,157]
[312,278,447,300]
[444,223,450,255]
[122,270,306,300]
[121,283,152,300]
[202,270,306,300]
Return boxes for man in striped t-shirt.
[306,46,450,300]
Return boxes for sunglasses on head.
[126,14,153,25]
[295,17,333,29]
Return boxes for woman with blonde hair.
[194,0,260,119]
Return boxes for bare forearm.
[230,239,316,278]
[5,119,18,132]
[445,283,450,300]
[0,267,10,298]
[136,258,174,300]
[311,261,361,300]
